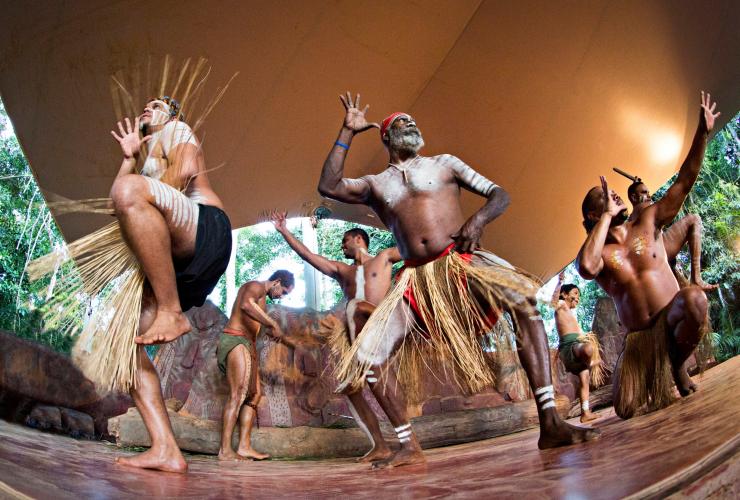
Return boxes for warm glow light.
[650,132,682,165]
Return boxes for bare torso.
[363,155,467,260]
[555,303,583,337]
[335,250,395,305]
[225,283,265,342]
[596,205,680,331]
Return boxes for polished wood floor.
[1,356,738,499]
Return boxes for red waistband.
[224,327,247,337]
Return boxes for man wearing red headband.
[318,92,598,469]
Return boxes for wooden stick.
[613,167,641,183]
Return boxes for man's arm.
[576,177,618,279]
[271,211,341,278]
[549,271,565,308]
[161,121,201,188]
[654,92,720,226]
[110,117,151,180]
[379,247,402,264]
[239,282,294,346]
[317,92,379,204]
[447,155,510,253]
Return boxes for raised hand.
[339,91,380,135]
[700,91,720,133]
[110,117,151,159]
[600,176,622,217]
[270,210,288,233]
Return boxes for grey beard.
[388,129,424,154]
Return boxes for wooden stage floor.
[1,356,738,499]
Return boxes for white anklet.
[395,423,412,443]
[535,385,556,410]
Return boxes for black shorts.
[174,204,232,311]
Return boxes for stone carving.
[156,302,544,428]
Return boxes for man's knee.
[680,286,708,320]
[110,174,147,211]
[578,342,594,360]
[228,385,249,405]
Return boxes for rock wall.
[156,302,537,427]
[0,330,132,436]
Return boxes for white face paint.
[147,100,172,127]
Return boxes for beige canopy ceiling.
[1,1,738,278]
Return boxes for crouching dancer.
[218,271,295,461]
[577,92,719,418]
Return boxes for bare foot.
[692,278,718,292]
[357,446,393,463]
[371,447,425,469]
[538,418,600,449]
[115,446,187,473]
[580,411,599,423]
[135,310,191,345]
[237,448,270,460]
[218,449,252,462]
[674,367,698,397]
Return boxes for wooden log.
[109,395,570,458]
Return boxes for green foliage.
[0,100,75,353]
[235,224,304,285]
[654,113,739,361]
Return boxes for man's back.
[226,282,265,339]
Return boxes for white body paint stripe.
[144,176,199,231]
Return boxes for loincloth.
[175,204,232,311]
[337,243,541,396]
[216,327,258,402]
[558,332,605,386]
[615,308,675,419]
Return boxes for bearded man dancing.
[108,97,231,471]
[319,93,597,468]
[577,92,719,419]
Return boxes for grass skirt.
[29,221,144,393]
[336,249,541,399]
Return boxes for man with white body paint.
[319,93,599,468]
[109,97,232,472]
[272,212,400,464]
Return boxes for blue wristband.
[335,141,350,150]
